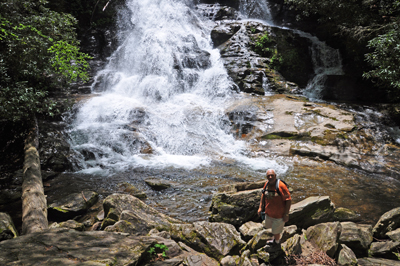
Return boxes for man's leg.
[271,218,285,244]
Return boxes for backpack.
[261,179,289,196]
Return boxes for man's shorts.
[262,214,285,235]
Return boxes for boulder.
[117,182,147,199]
[373,207,400,239]
[221,255,240,266]
[358,257,400,266]
[338,222,373,257]
[305,222,341,258]
[337,244,358,266]
[0,212,18,241]
[332,207,360,222]
[48,190,99,221]
[144,178,173,191]
[177,241,220,266]
[0,228,168,265]
[170,221,245,260]
[101,193,180,234]
[239,221,263,241]
[288,196,335,229]
[387,228,400,242]
[282,234,304,256]
[369,240,400,260]
[209,188,260,227]
[211,21,242,48]
[218,180,265,193]
[49,220,85,231]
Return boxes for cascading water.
[300,32,344,100]
[67,0,286,174]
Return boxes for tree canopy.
[0,0,91,122]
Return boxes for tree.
[0,0,91,122]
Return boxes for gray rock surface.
[337,244,358,266]
[338,222,373,257]
[0,212,18,240]
[48,190,99,220]
[102,193,180,235]
[305,222,341,258]
[373,207,400,239]
[288,196,335,229]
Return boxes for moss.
[51,207,69,213]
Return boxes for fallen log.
[21,115,48,235]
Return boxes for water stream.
[60,0,400,224]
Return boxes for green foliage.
[254,32,274,57]
[147,243,169,260]
[363,23,400,90]
[0,0,92,122]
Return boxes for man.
[257,169,291,245]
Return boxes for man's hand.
[283,214,289,223]
[257,207,262,216]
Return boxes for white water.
[300,31,344,100]
[68,0,288,174]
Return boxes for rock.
[282,234,304,256]
[49,220,85,231]
[332,207,360,222]
[373,207,400,239]
[211,21,242,47]
[193,221,246,259]
[0,228,170,265]
[102,193,180,234]
[247,229,273,252]
[239,221,263,241]
[358,257,400,266]
[220,255,238,266]
[144,178,173,191]
[0,212,18,241]
[177,241,220,266]
[117,182,147,199]
[215,20,314,95]
[387,228,400,241]
[209,188,260,227]
[48,190,99,221]
[338,222,373,257]
[337,244,358,266]
[369,240,400,260]
[218,180,266,193]
[305,222,341,258]
[288,196,335,229]
[170,222,245,260]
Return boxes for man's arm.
[283,199,291,223]
[257,192,265,216]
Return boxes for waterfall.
[67,0,286,173]
[299,32,344,100]
[238,0,274,25]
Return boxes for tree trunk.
[21,115,48,235]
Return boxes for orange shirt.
[264,181,291,219]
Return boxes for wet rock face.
[210,20,314,95]
[226,94,400,175]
